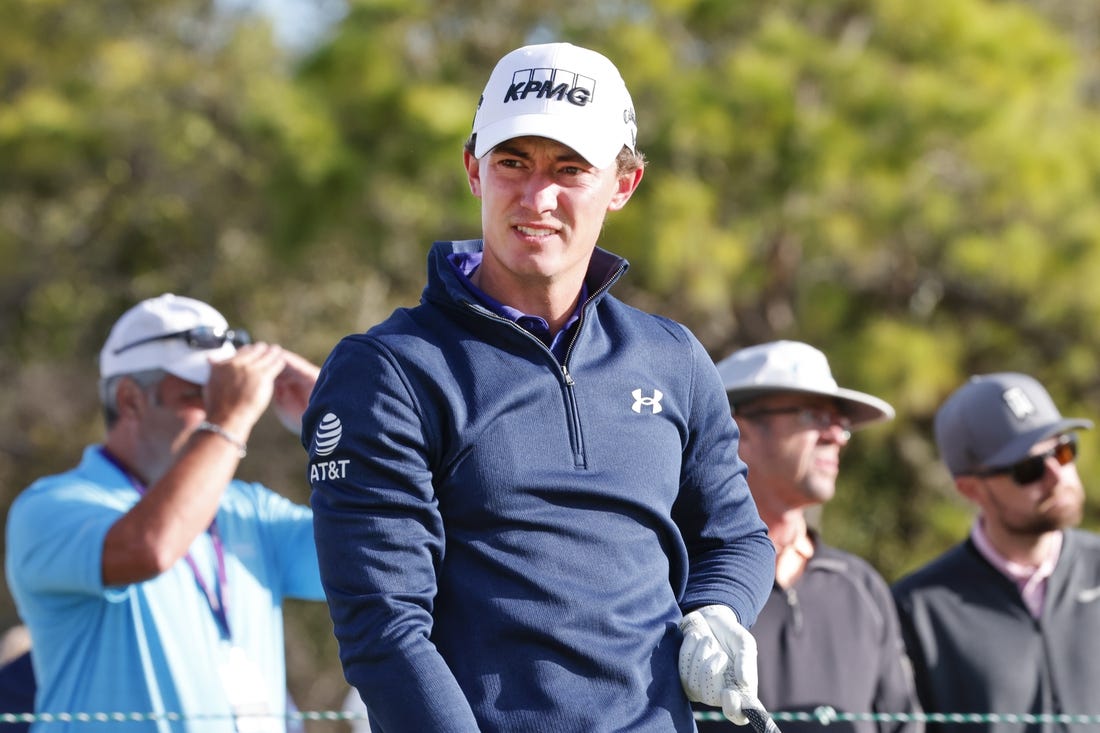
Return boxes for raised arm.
[101,343,290,586]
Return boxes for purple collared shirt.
[448,251,585,362]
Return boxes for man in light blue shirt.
[6,294,324,732]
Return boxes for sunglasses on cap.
[976,434,1078,486]
[112,326,252,355]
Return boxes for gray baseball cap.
[715,340,895,429]
[934,372,1093,476]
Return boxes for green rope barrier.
[0,710,374,726]
[2,707,1100,726]
[692,707,1100,725]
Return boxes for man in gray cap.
[892,372,1100,733]
[699,340,921,733]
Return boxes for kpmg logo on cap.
[504,67,596,107]
[1002,387,1037,421]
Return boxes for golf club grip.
[741,692,782,733]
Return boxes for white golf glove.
[678,604,759,726]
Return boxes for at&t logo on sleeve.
[313,412,343,455]
[310,412,349,481]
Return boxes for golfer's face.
[465,136,638,288]
[736,396,851,509]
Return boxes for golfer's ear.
[464,149,482,198]
[955,475,983,504]
[607,166,643,211]
[733,416,755,446]
[114,377,147,420]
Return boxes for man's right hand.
[678,604,760,726]
[203,343,288,440]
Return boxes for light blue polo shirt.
[5,446,323,732]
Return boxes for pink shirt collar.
[970,518,1061,619]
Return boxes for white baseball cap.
[471,42,638,169]
[716,340,895,429]
[99,294,247,385]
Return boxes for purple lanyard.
[99,448,232,639]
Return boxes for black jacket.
[893,529,1100,733]
[698,534,922,733]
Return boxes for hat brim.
[163,355,215,386]
[728,385,895,430]
[473,113,623,169]
[102,340,235,386]
[981,418,1094,470]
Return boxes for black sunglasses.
[112,326,252,355]
[976,435,1078,486]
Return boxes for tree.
[0,0,352,724]
[287,0,1100,578]
[4,0,1100,724]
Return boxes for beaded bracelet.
[195,421,247,459]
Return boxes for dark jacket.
[892,529,1100,733]
[0,650,33,733]
[698,535,922,733]
[303,240,775,732]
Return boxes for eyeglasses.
[112,326,251,355]
[976,435,1078,486]
[737,406,852,440]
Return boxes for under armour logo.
[632,388,664,414]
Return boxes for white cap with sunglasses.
[99,294,250,386]
[716,340,895,430]
[934,372,1093,478]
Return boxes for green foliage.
[5,0,1100,721]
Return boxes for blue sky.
[219,0,348,53]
